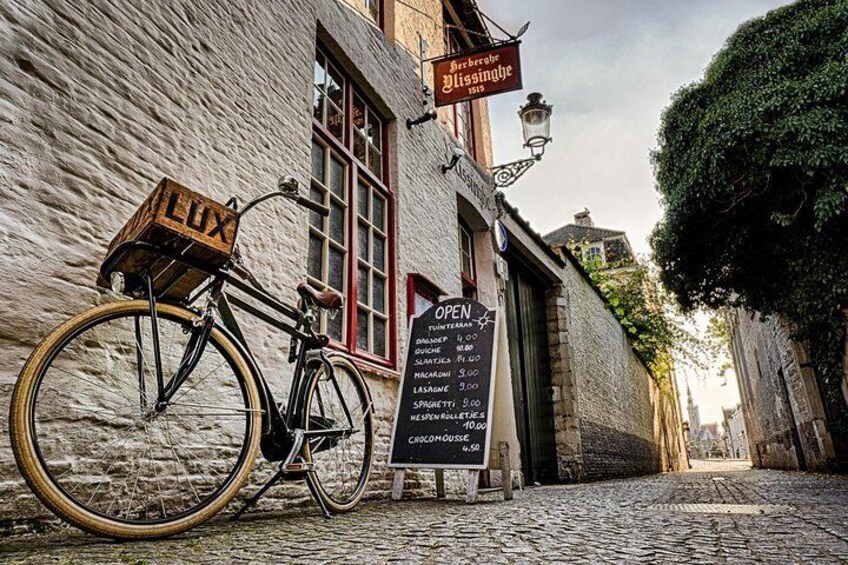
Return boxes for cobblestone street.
[2,460,847,564]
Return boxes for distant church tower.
[687,386,703,458]
[687,386,701,433]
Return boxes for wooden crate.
[97,178,239,299]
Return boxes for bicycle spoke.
[43,366,131,407]
[169,359,230,405]
[168,401,262,414]
[160,416,201,504]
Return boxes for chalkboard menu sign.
[389,298,498,469]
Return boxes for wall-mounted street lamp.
[407,109,437,129]
[491,92,553,188]
[441,146,465,174]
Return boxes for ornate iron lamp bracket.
[491,156,540,188]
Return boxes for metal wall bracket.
[491,156,540,188]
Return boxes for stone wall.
[549,260,687,481]
[727,310,838,471]
[501,208,687,484]
[0,0,497,528]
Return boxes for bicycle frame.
[100,239,341,463]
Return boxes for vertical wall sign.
[432,41,523,107]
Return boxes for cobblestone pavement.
[3,460,848,564]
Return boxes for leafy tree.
[651,0,848,446]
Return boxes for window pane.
[415,292,435,315]
[366,0,380,23]
[358,182,369,218]
[373,317,386,357]
[353,95,366,130]
[328,246,344,291]
[326,103,344,141]
[373,234,385,272]
[326,310,343,341]
[354,132,367,165]
[308,235,323,280]
[312,89,324,123]
[326,63,344,108]
[367,112,381,150]
[462,254,472,277]
[309,184,325,229]
[329,156,345,198]
[330,201,345,244]
[311,142,325,182]
[369,147,382,179]
[373,275,385,314]
[358,222,369,260]
[460,225,474,279]
[358,266,369,305]
[357,309,369,350]
[372,194,385,230]
[314,52,326,89]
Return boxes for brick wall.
[727,310,838,471]
[549,261,688,481]
[501,210,687,484]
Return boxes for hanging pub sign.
[432,41,523,108]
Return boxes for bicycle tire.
[300,354,374,513]
[9,300,262,539]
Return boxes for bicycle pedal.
[281,461,313,473]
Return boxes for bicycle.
[9,177,375,539]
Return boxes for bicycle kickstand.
[305,471,333,520]
[231,468,284,522]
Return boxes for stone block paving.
[2,460,848,564]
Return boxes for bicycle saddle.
[297,283,344,310]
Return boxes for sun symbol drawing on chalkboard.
[474,312,496,331]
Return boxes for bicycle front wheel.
[301,354,374,513]
[9,300,262,539]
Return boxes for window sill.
[328,341,398,379]
[351,356,401,381]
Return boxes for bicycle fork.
[136,272,219,415]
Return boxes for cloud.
[480,0,792,253]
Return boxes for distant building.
[722,404,749,459]
[686,387,724,458]
[543,209,637,270]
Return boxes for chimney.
[573,208,593,227]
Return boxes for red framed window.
[309,46,395,365]
[458,219,477,299]
[444,30,476,159]
[407,273,446,319]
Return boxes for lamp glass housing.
[519,93,552,150]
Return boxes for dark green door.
[505,259,558,484]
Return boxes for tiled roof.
[542,224,625,245]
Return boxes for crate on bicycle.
[97,177,240,299]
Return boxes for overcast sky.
[479,0,792,427]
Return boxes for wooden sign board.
[389,298,498,469]
[432,42,523,108]
[96,177,239,299]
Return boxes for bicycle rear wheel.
[301,354,374,512]
[9,300,262,539]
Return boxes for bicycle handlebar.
[233,177,329,218]
[294,194,330,216]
